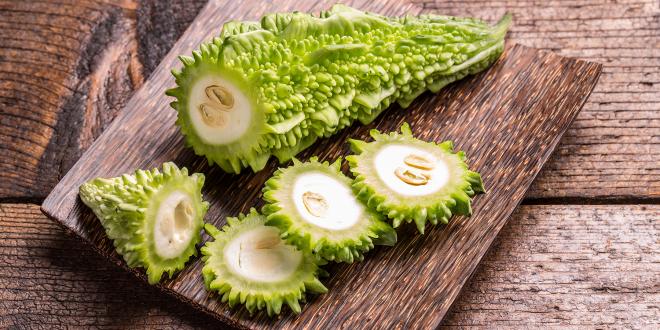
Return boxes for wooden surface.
[1,0,658,328]
[2,203,658,328]
[41,0,603,324]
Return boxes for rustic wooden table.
[0,0,658,328]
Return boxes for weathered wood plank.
[415,0,660,199]
[0,0,207,199]
[1,0,657,200]
[2,204,657,328]
[0,0,141,198]
[0,203,215,329]
[442,204,660,327]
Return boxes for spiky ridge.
[262,157,396,263]
[347,123,485,234]
[79,162,208,284]
[201,209,327,316]
[167,5,511,174]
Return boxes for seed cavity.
[205,85,234,108]
[404,154,435,170]
[395,167,430,186]
[173,200,193,232]
[198,85,234,127]
[253,235,280,249]
[199,103,227,127]
[302,191,328,217]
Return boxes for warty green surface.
[167,5,511,173]
[347,123,484,233]
[262,157,396,263]
[78,162,208,284]
[201,209,327,316]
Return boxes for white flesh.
[188,75,251,145]
[224,226,302,282]
[292,172,363,231]
[154,191,196,259]
[373,144,449,196]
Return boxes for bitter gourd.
[201,209,327,316]
[262,157,396,263]
[79,162,208,284]
[347,123,484,234]
[167,5,511,174]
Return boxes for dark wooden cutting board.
[41,0,602,329]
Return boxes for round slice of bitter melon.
[79,162,208,284]
[262,157,397,263]
[201,209,327,316]
[347,123,485,234]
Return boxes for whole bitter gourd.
[347,123,484,233]
[79,162,208,284]
[202,209,327,316]
[167,5,511,174]
[262,157,396,263]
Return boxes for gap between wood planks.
[2,196,658,207]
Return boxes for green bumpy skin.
[347,123,485,234]
[167,4,512,174]
[201,209,327,316]
[262,157,397,263]
[79,162,209,284]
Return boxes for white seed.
[198,85,236,127]
[404,154,435,170]
[253,235,280,249]
[302,191,328,217]
[394,167,430,186]
[198,103,227,127]
[205,85,234,108]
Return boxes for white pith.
[373,144,449,196]
[154,191,196,259]
[292,172,363,231]
[188,75,251,145]
[224,226,302,282]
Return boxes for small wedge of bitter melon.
[347,123,485,234]
[262,157,396,263]
[167,5,511,174]
[201,209,327,316]
[79,162,208,284]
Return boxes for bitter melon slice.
[262,157,396,263]
[201,209,327,316]
[347,123,485,233]
[79,162,208,284]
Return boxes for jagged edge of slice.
[262,157,397,263]
[79,162,209,284]
[346,123,485,234]
[166,41,271,174]
[201,209,327,316]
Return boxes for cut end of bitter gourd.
[201,209,327,316]
[79,162,209,284]
[167,5,511,174]
[347,123,485,234]
[262,157,396,263]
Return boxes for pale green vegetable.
[201,209,327,316]
[262,157,396,263]
[167,5,511,173]
[79,162,208,284]
[347,123,484,233]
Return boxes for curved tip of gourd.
[329,3,360,14]
[493,13,513,38]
